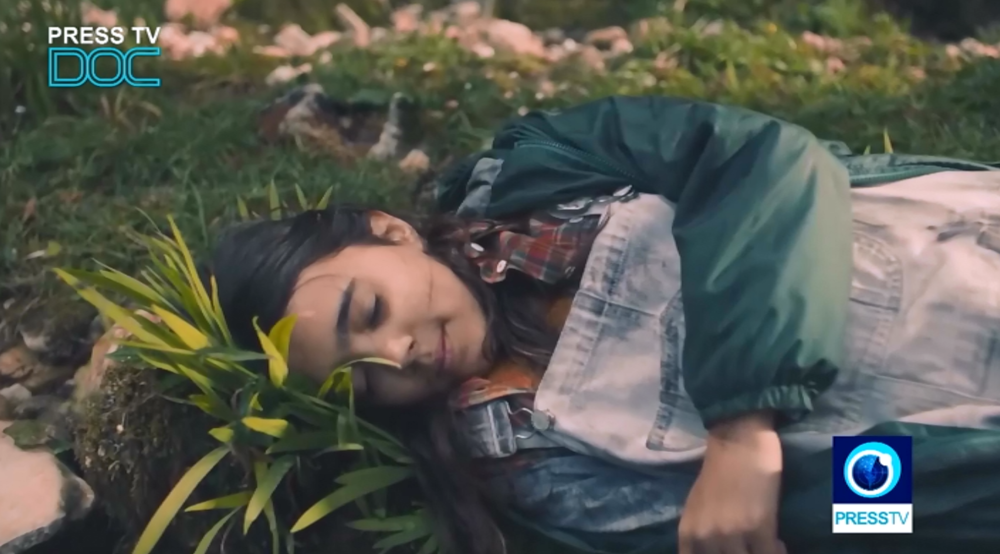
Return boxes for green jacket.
[437,96,1000,553]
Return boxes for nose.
[382,334,416,367]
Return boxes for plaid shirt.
[449,209,604,411]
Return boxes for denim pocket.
[646,292,708,453]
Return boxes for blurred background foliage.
[2,0,999,308]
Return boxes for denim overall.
[459,169,1000,551]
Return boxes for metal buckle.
[502,401,537,440]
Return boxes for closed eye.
[367,295,385,329]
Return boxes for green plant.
[56,211,437,554]
[0,0,83,128]
[236,181,334,221]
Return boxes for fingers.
[746,532,786,554]
[680,529,785,554]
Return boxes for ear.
[368,211,420,246]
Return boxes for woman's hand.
[678,411,786,554]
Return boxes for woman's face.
[285,211,490,405]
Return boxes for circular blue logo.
[843,441,901,498]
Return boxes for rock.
[398,149,430,174]
[335,3,371,48]
[258,85,401,164]
[0,396,13,420]
[265,63,313,86]
[391,4,422,33]
[0,384,31,407]
[575,44,607,72]
[80,2,117,28]
[273,24,314,56]
[540,28,566,46]
[164,0,232,29]
[484,19,546,57]
[584,25,627,47]
[0,345,74,394]
[12,395,62,421]
[0,421,94,554]
[452,1,482,25]
[609,37,634,56]
[368,93,416,161]
[17,301,99,367]
[272,25,341,58]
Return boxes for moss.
[72,361,385,553]
[73,362,270,554]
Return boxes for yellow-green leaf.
[236,196,251,220]
[294,184,308,211]
[131,446,229,554]
[250,392,263,412]
[209,426,235,443]
[152,306,210,350]
[243,417,293,438]
[268,181,281,220]
[315,186,333,210]
[191,394,235,421]
[244,457,296,533]
[209,275,233,344]
[46,241,62,257]
[863,144,872,155]
[291,467,413,533]
[56,269,168,346]
[166,216,223,339]
[266,431,339,454]
[318,367,349,399]
[883,128,894,153]
[268,315,297,361]
[253,318,289,387]
[186,491,252,512]
[193,508,240,554]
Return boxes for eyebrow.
[335,278,356,351]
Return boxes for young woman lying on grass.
[206,95,1000,554]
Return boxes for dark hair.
[206,205,562,554]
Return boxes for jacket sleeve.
[500,96,852,427]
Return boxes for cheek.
[364,368,439,406]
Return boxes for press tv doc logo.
[47,27,161,88]
[832,436,912,533]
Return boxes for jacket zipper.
[513,139,646,185]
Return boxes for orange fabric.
[479,295,574,390]
[449,293,575,409]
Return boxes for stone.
[0,384,30,407]
[265,63,313,86]
[17,301,99,367]
[273,24,314,56]
[0,396,12,420]
[12,395,62,421]
[391,4,423,34]
[483,19,546,57]
[540,28,566,46]
[398,149,431,174]
[0,345,74,394]
[584,25,627,47]
[335,3,371,48]
[164,0,232,28]
[0,421,94,553]
[80,2,117,28]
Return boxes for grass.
[0,0,998,303]
[2,0,1000,552]
[0,9,996,320]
